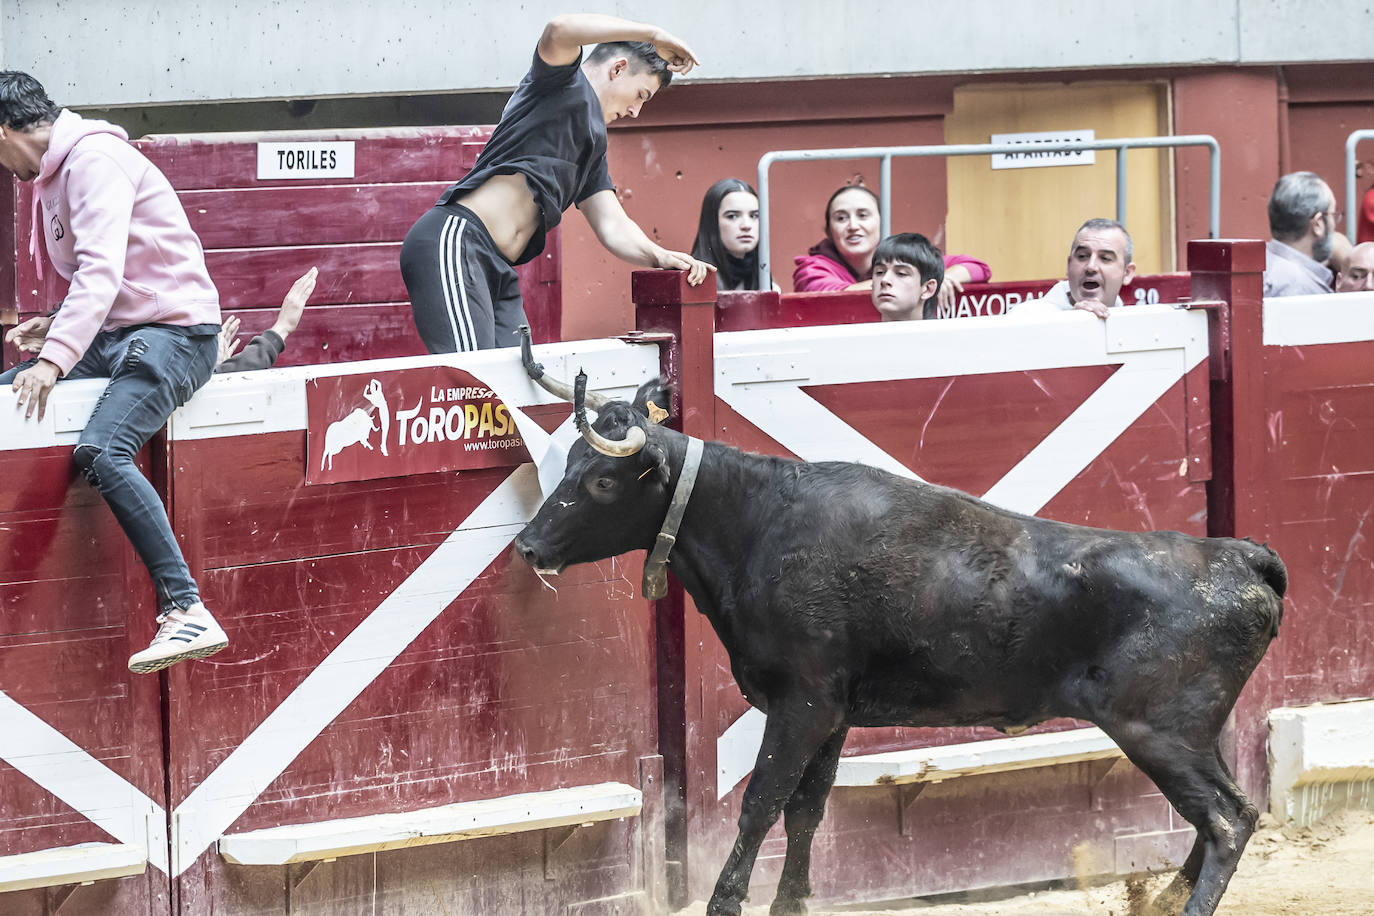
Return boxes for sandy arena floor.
[678,809,1374,916]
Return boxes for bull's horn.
[519,326,609,412]
[575,370,646,457]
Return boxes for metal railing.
[756,135,1221,290]
[1345,129,1374,243]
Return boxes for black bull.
[513,375,1285,916]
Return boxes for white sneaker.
[128,603,229,674]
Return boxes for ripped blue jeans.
[2,324,218,614]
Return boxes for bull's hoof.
[770,897,808,916]
[705,897,742,916]
[1142,875,1191,915]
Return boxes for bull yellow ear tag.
[647,402,669,425]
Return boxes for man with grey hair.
[1264,171,1339,297]
[1010,218,1136,320]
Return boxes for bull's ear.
[643,438,672,486]
[632,377,672,424]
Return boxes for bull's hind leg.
[1110,726,1258,916]
[707,707,843,916]
[1145,749,1253,914]
[771,726,849,916]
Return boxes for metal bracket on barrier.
[896,783,930,837]
[618,330,676,347]
[289,859,325,891]
[46,883,79,911]
[1176,298,1230,381]
[1088,758,1133,811]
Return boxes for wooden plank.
[206,243,406,310]
[218,782,642,865]
[218,303,423,367]
[217,780,640,867]
[135,128,491,190]
[834,727,1124,787]
[716,274,1195,332]
[182,182,449,248]
[0,842,146,893]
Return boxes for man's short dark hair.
[1073,217,1133,263]
[586,42,672,88]
[1268,171,1332,242]
[873,232,945,318]
[0,71,59,130]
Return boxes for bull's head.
[513,335,680,583]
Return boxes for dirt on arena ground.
[677,808,1374,916]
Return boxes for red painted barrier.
[0,127,562,372]
[0,383,169,912]
[161,345,665,912]
[0,343,667,913]
[4,245,1374,914]
[715,273,1193,331]
[641,276,1215,906]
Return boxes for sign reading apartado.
[305,367,528,486]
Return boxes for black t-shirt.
[436,50,615,265]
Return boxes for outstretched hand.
[217,315,243,365]
[6,315,54,353]
[271,266,318,340]
[656,248,716,286]
[650,29,700,74]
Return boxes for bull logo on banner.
[321,379,390,470]
[306,367,527,485]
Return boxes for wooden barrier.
[0,378,169,911]
[639,271,1217,906]
[4,241,1374,914]
[0,341,667,914]
[0,127,562,373]
[714,272,1192,331]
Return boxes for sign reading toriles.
[306,367,528,485]
[256,141,356,180]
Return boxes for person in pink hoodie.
[0,71,228,675]
[791,185,992,307]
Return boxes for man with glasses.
[1264,171,1340,297]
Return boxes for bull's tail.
[1241,538,1287,638]
[1242,538,1288,599]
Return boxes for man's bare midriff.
[453,173,540,263]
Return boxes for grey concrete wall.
[3,0,1370,108]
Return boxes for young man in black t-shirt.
[400,13,714,353]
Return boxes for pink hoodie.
[35,110,219,375]
[792,237,992,293]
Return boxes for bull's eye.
[586,476,619,503]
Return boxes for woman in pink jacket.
[792,186,991,305]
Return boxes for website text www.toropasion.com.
[463,438,525,451]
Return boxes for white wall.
[3,0,1370,108]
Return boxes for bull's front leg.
[707,706,843,916]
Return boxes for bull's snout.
[514,537,539,567]
[514,535,564,576]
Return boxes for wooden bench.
[217,782,642,866]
